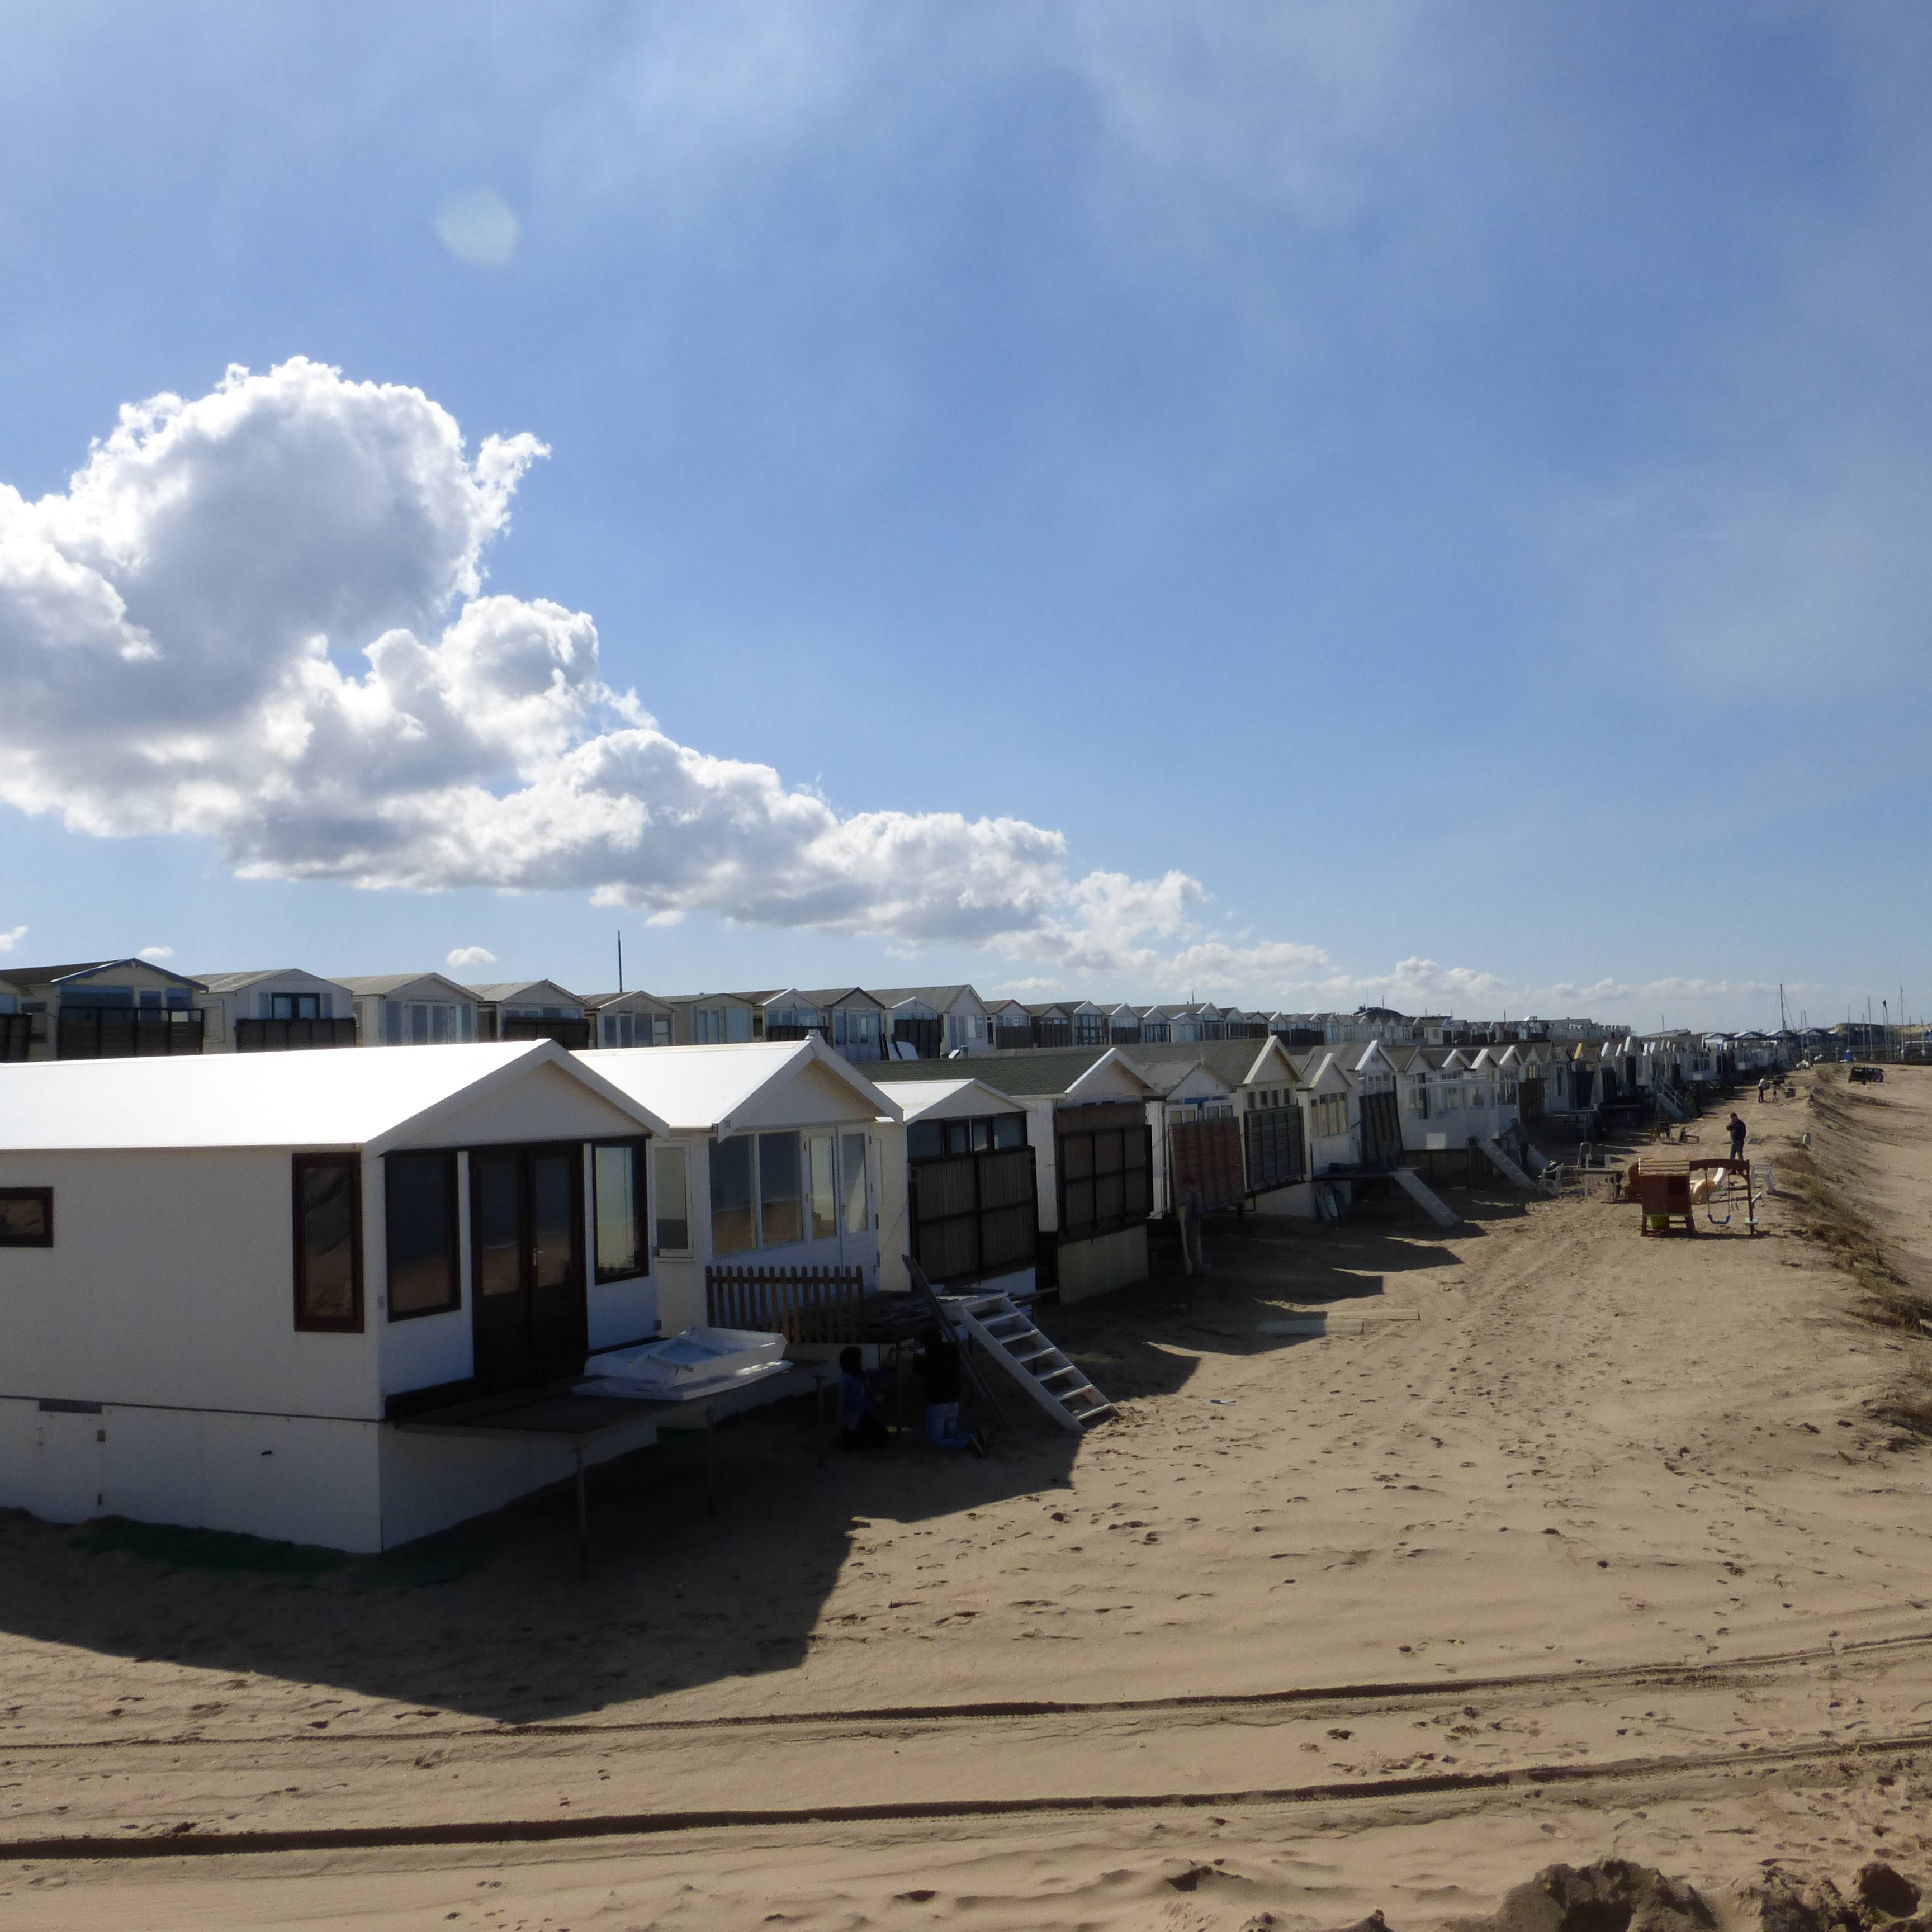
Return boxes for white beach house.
[870,1048,1155,1303]
[338,973,484,1048]
[193,968,359,1052]
[875,1074,1040,1297]
[576,1038,907,1335]
[4,957,211,1060]
[0,1043,671,1551]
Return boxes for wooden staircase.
[1476,1138,1534,1190]
[1391,1166,1460,1228]
[939,1289,1116,1434]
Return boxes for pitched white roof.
[0,1041,666,1153]
[875,1076,1022,1123]
[579,1036,902,1134]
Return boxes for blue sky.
[2,3,1928,1029]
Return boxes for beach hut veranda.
[0,1042,671,1551]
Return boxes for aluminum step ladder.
[1476,1138,1534,1190]
[939,1289,1115,1434]
[1391,1166,1460,1228]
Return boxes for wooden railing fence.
[705,1263,865,1344]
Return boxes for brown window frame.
[0,1186,54,1247]
[383,1149,462,1321]
[292,1152,365,1333]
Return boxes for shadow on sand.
[0,1186,1519,1725]
[0,1365,1110,1725]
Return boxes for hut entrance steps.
[1391,1167,1460,1228]
[1653,1082,1690,1122]
[1476,1138,1535,1190]
[939,1289,1116,1434]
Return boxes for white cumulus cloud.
[0,925,24,954]
[0,358,1253,972]
[137,945,174,960]
[446,944,498,969]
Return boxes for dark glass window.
[711,1135,755,1254]
[992,1114,1026,1150]
[0,1187,53,1246]
[654,1143,690,1254]
[594,1140,647,1282]
[907,1121,945,1161]
[385,1151,459,1318]
[759,1131,802,1246]
[292,1153,363,1331]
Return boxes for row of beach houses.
[0,957,1783,1556]
[0,956,1650,1063]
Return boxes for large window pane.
[531,1152,575,1290]
[292,1153,362,1330]
[808,1133,837,1241]
[759,1131,802,1246]
[594,1142,645,1282]
[711,1136,755,1255]
[841,1133,869,1234]
[385,1151,458,1318]
[472,1153,524,1298]
[654,1143,690,1253]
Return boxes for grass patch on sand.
[70,1517,496,1589]
[72,1518,349,1582]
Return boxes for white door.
[30,1408,105,1525]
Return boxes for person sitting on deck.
[837,1345,891,1450]
[914,1325,987,1457]
[1727,1112,1748,1162]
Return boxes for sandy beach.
[5,1065,1932,1929]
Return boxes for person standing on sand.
[1727,1111,1747,1163]
[914,1324,987,1457]
[837,1344,891,1450]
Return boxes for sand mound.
[1446,1860,1715,1932]
[1427,1860,1932,1932]
[1741,1864,1931,1932]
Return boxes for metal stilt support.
[574,1447,588,1581]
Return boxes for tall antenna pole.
[617,929,624,995]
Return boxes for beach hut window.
[842,1133,870,1234]
[992,1114,1025,1150]
[0,1187,53,1247]
[385,1151,460,1318]
[808,1133,839,1240]
[653,1144,690,1256]
[907,1121,946,1160]
[291,1153,363,1332]
[711,1137,756,1253]
[759,1132,804,1246]
[593,1140,648,1282]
